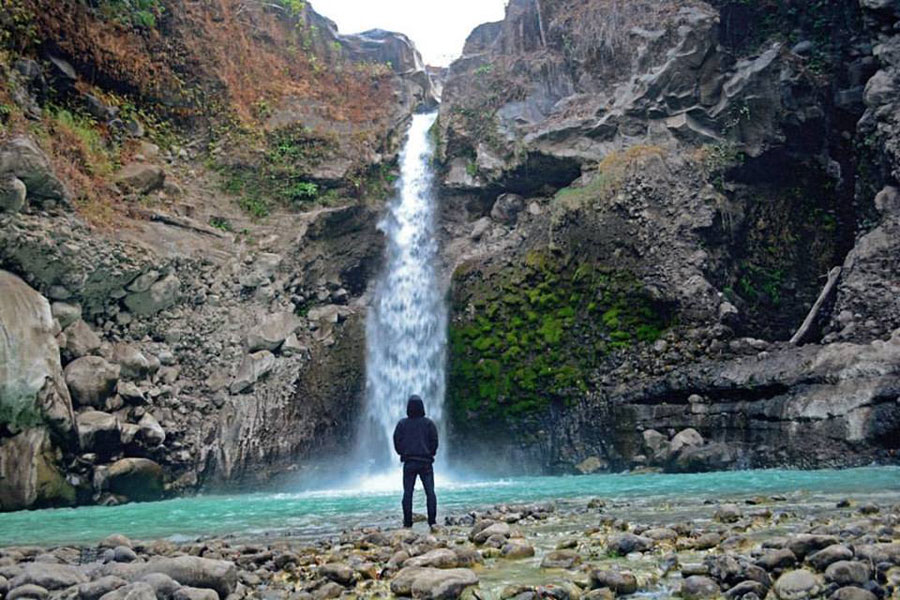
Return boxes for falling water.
[359,112,446,478]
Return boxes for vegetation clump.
[447,251,673,424]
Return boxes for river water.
[2,467,898,547]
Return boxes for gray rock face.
[338,28,437,108]
[0,136,69,205]
[229,351,276,394]
[787,536,840,560]
[65,356,120,409]
[389,567,478,600]
[0,271,77,511]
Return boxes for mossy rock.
[447,252,673,426]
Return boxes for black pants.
[402,460,436,527]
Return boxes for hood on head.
[407,395,425,417]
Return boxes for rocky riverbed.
[2,488,898,600]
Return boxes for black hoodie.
[392,395,439,463]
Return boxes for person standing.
[392,394,439,529]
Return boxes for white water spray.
[359,112,447,478]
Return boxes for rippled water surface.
[1,467,898,547]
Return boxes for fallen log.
[789,266,842,345]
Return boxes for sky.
[314,0,508,66]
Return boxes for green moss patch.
[447,252,673,425]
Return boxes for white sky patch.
[314,0,508,66]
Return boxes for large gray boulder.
[65,356,120,408]
[681,575,720,599]
[0,174,26,212]
[104,458,165,501]
[123,274,180,316]
[77,410,120,456]
[112,344,152,380]
[10,562,88,590]
[78,576,128,600]
[63,320,102,360]
[98,582,156,600]
[137,557,237,598]
[51,302,82,329]
[137,413,165,447]
[774,569,823,600]
[0,428,75,510]
[403,549,460,569]
[390,567,479,600]
[8,584,50,600]
[0,136,70,205]
[670,428,704,454]
[0,270,75,434]
[115,163,165,194]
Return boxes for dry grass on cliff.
[553,145,666,213]
[1,0,395,227]
[19,0,392,126]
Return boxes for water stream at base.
[0,467,897,546]
[357,112,446,478]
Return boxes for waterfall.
[358,112,446,477]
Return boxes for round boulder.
[590,570,637,595]
[774,569,822,600]
[681,575,720,600]
[104,458,164,501]
[76,411,120,456]
[0,173,26,212]
[63,320,101,361]
[824,561,870,586]
[65,356,119,408]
